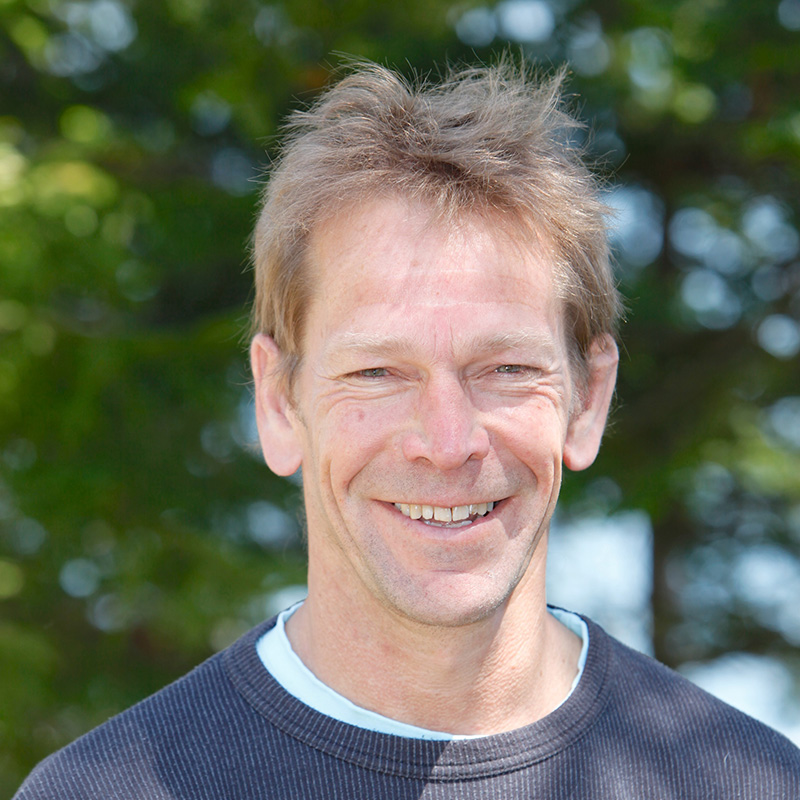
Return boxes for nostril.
[401,420,490,469]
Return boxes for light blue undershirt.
[256,602,589,741]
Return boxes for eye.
[355,367,389,378]
[490,364,542,380]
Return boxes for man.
[16,61,800,798]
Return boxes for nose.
[401,375,490,470]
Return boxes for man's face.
[253,196,616,628]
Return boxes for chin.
[379,573,515,629]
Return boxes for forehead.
[306,197,557,313]
[297,196,569,372]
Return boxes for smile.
[392,501,497,527]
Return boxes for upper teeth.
[393,502,495,523]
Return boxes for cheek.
[500,405,568,465]
[315,402,405,482]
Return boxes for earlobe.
[250,334,303,476]
[563,335,619,472]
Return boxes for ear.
[563,335,619,472]
[250,334,303,476]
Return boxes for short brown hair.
[252,58,622,390]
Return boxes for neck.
[285,556,581,735]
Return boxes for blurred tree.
[1,0,799,792]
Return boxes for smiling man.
[16,61,800,799]
[249,192,616,735]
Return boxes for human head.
[251,57,622,396]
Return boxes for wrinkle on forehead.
[304,196,568,370]
[307,196,548,293]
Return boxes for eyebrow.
[463,330,558,357]
[323,333,418,362]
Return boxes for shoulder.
[15,651,227,799]
[14,621,276,800]
[584,617,800,787]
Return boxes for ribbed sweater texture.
[15,615,800,798]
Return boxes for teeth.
[394,501,498,524]
[433,506,452,522]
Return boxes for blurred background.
[2,0,800,790]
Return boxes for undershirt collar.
[256,602,589,740]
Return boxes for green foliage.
[2,0,800,791]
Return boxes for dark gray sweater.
[15,615,800,798]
